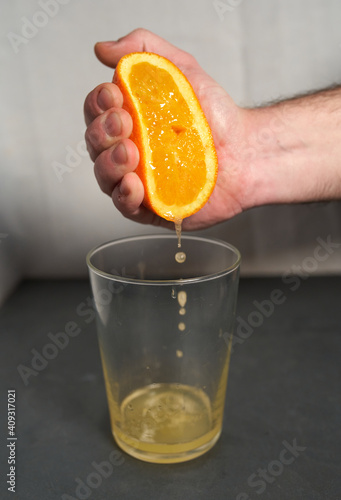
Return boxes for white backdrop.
[1,0,341,303]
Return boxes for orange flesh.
[129,62,207,206]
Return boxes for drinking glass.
[87,234,240,463]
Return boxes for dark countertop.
[1,277,340,500]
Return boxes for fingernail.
[112,142,127,165]
[97,87,113,111]
[104,112,122,137]
[118,180,130,196]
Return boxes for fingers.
[85,107,133,161]
[96,152,173,229]
[94,28,198,71]
[112,172,144,217]
[94,138,139,195]
[84,78,156,226]
[112,172,174,229]
[84,82,123,126]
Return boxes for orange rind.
[114,52,218,223]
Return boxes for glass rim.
[86,234,241,285]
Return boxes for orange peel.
[114,52,218,222]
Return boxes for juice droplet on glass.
[179,307,186,316]
[177,291,187,308]
[175,251,186,264]
[178,322,186,331]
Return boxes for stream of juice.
[174,220,186,263]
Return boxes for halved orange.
[113,52,218,223]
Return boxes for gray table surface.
[1,277,340,500]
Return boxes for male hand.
[84,28,248,230]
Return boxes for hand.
[84,28,249,230]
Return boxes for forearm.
[240,86,341,210]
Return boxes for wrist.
[238,90,341,212]
[238,106,309,210]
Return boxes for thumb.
[94,28,197,70]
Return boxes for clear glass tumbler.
[87,234,240,464]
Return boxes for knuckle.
[181,51,198,70]
[86,125,102,148]
[132,27,148,38]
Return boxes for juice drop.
[175,251,186,264]
[177,291,187,307]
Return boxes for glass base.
[111,382,222,464]
[113,427,221,464]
